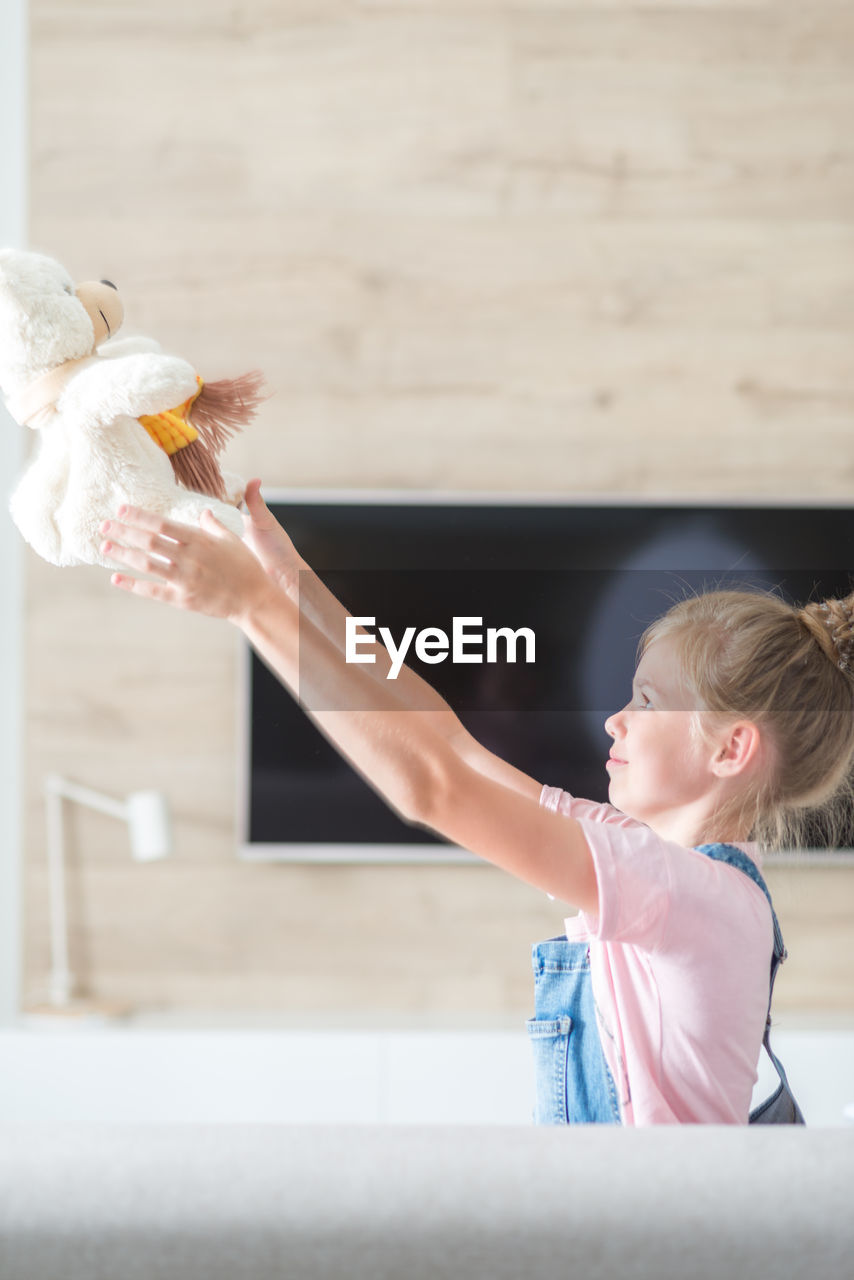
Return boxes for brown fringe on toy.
[169,370,266,502]
[190,371,267,448]
[169,437,229,501]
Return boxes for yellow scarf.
[139,376,203,455]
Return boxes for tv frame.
[237,488,854,868]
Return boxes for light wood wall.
[22,0,854,1020]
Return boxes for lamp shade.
[126,790,171,861]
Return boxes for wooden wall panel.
[22,1,854,1021]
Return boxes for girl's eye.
[636,693,653,710]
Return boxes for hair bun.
[798,598,854,672]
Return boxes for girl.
[100,484,853,1125]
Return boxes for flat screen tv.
[239,492,854,862]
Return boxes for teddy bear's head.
[0,248,124,395]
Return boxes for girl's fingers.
[199,508,233,538]
[104,507,189,543]
[100,521,180,559]
[110,572,175,604]
[101,538,174,577]
[243,478,272,523]
[103,505,255,619]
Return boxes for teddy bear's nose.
[100,279,117,290]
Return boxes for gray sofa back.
[0,1125,851,1279]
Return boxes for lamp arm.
[45,774,129,822]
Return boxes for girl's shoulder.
[544,790,769,952]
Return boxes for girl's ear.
[711,721,761,778]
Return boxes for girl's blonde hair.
[639,589,854,851]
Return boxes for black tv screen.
[240,493,854,860]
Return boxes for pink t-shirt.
[540,785,774,1126]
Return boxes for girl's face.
[604,635,721,836]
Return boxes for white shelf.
[1,1025,852,1128]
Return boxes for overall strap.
[695,842,805,1125]
[694,842,785,963]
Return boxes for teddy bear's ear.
[0,249,99,390]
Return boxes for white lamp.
[32,773,172,1023]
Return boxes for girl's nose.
[605,705,628,739]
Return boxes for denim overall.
[527,841,805,1126]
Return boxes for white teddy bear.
[0,248,264,567]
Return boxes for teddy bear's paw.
[98,334,163,359]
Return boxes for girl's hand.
[100,506,276,624]
[240,478,305,590]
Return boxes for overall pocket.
[526,1016,572,1125]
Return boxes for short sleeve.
[540,784,621,826]
[540,785,675,949]
[575,819,674,948]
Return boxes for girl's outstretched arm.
[239,479,543,802]
[100,506,598,912]
[239,478,468,716]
